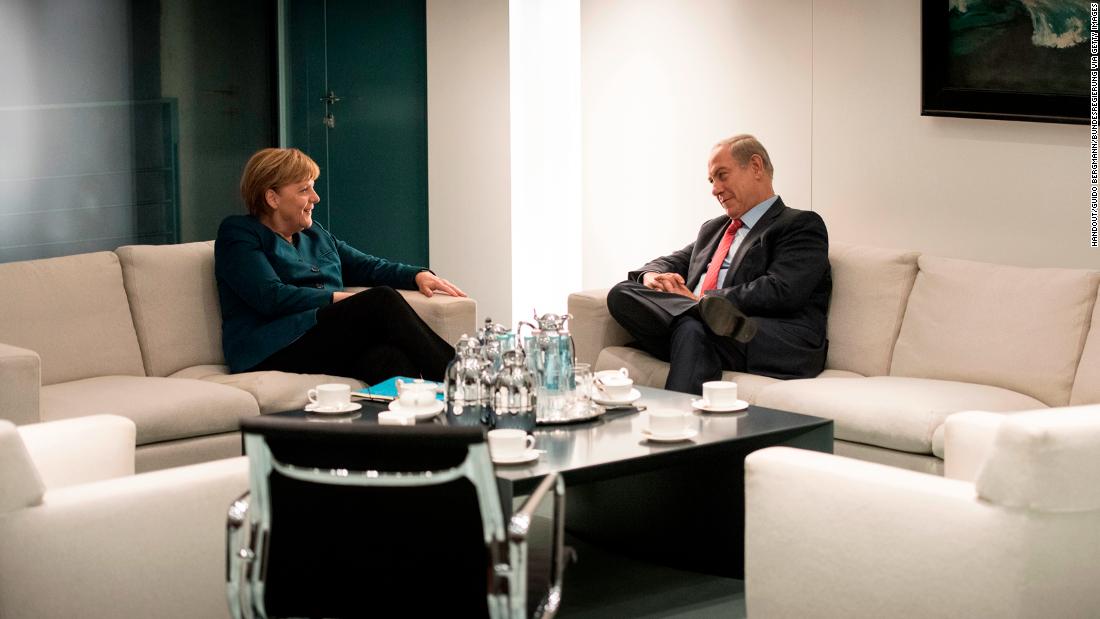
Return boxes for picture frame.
[921,0,1089,125]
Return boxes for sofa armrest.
[396,289,476,347]
[568,288,631,366]
[18,415,136,490]
[943,411,1007,482]
[744,446,1100,618]
[0,342,41,425]
[343,287,476,347]
[0,456,249,619]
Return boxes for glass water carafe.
[520,311,576,422]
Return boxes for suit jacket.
[629,197,831,379]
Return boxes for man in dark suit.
[606,134,831,394]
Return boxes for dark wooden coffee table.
[272,385,831,578]
[500,386,831,578]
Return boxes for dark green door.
[285,0,428,266]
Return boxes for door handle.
[321,91,340,129]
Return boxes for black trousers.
[606,280,745,395]
[251,287,455,384]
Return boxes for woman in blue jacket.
[215,147,464,383]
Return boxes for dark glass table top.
[273,386,833,493]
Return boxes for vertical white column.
[427,0,513,326]
[509,0,582,322]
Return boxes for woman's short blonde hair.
[240,148,321,216]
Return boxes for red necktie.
[700,219,742,292]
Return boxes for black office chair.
[226,416,566,619]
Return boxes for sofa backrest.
[1070,287,1100,405]
[116,242,224,377]
[891,255,1100,407]
[824,243,920,376]
[0,251,145,385]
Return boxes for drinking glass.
[571,363,592,414]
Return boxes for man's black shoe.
[699,295,757,343]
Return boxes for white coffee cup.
[595,367,629,381]
[488,429,535,459]
[308,383,351,410]
[397,379,437,408]
[599,374,634,400]
[702,381,739,409]
[647,408,691,436]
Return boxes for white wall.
[581,0,813,289]
[427,0,1094,326]
[580,0,1093,285]
[427,0,513,326]
[812,0,1091,269]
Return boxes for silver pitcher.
[518,310,576,422]
[491,348,537,431]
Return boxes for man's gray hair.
[715,134,774,178]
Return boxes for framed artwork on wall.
[922,0,1089,125]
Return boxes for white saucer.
[641,428,698,442]
[592,388,642,407]
[492,449,540,465]
[387,399,445,420]
[305,402,362,414]
[691,398,749,413]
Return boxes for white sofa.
[569,243,1100,474]
[0,415,247,619]
[743,405,1100,618]
[0,242,476,471]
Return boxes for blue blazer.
[214,215,425,372]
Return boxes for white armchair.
[0,415,248,619]
[744,405,1100,618]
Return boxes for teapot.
[477,317,515,374]
[443,335,487,418]
[490,348,537,431]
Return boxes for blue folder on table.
[355,376,444,402]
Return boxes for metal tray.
[536,403,607,426]
[535,403,646,426]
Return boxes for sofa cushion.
[595,346,782,403]
[1070,287,1100,405]
[825,244,919,376]
[754,376,1045,454]
[0,252,145,385]
[39,376,258,445]
[170,365,365,415]
[116,242,224,377]
[818,369,863,379]
[891,256,1099,407]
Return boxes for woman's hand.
[332,291,355,303]
[415,271,467,298]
